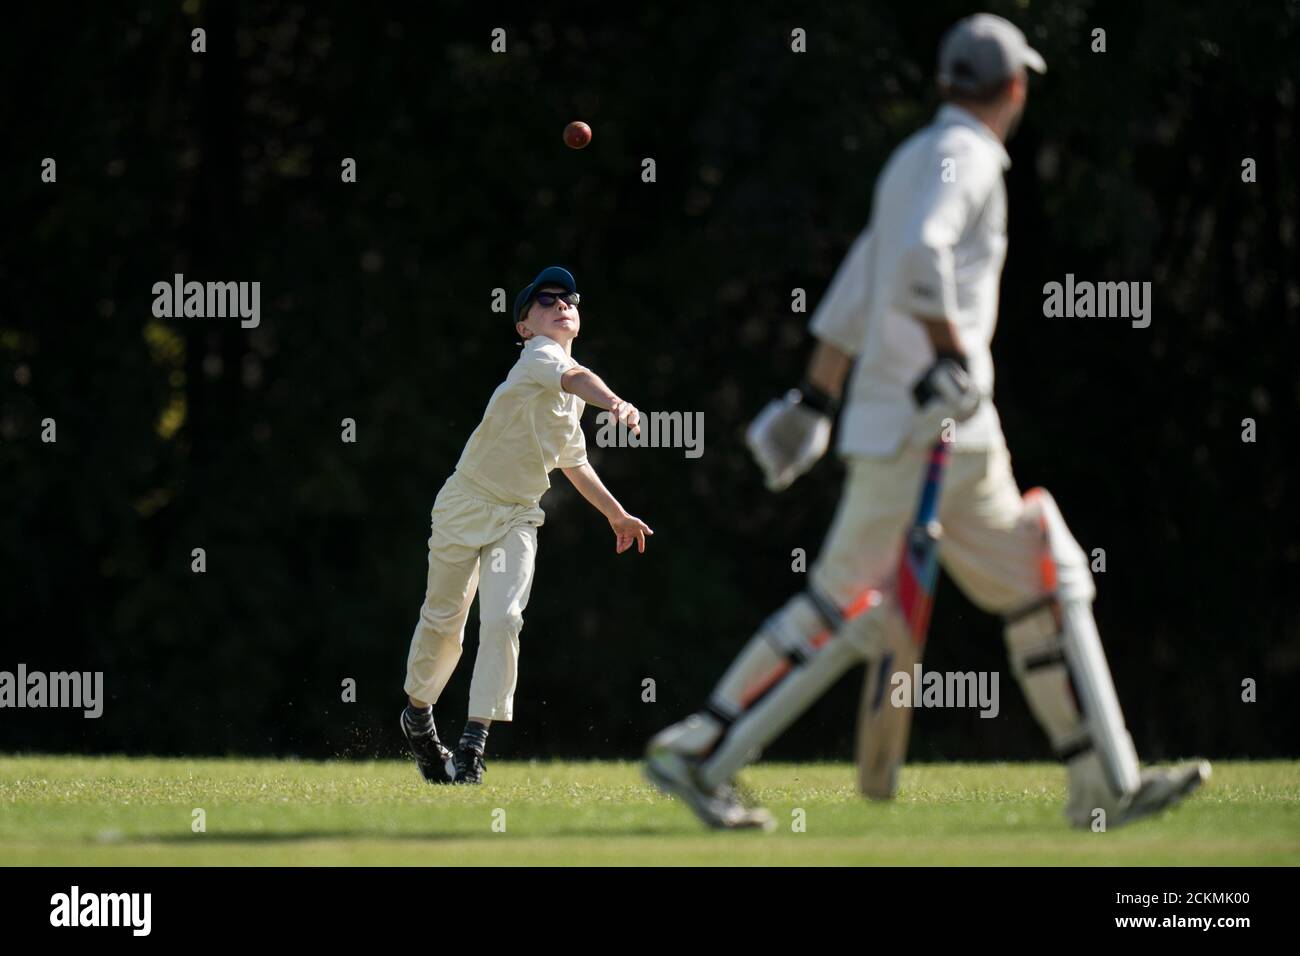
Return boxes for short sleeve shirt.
[454,336,588,505]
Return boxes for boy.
[401,266,652,784]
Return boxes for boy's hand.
[609,399,641,435]
[610,512,653,554]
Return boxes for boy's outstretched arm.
[561,367,641,435]
[561,462,653,554]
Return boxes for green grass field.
[1,756,1296,865]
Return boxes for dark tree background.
[2,1,1296,762]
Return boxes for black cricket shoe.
[400,708,454,784]
[451,746,487,785]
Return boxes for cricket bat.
[855,439,951,799]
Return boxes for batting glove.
[909,350,980,446]
[745,385,834,492]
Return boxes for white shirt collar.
[936,104,1011,170]
[526,334,572,356]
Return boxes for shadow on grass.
[122,825,678,844]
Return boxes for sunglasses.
[532,291,580,308]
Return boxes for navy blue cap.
[513,266,578,324]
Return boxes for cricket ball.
[563,121,592,149]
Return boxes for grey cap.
[937,13,1046,96]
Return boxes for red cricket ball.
[563,121,592,150]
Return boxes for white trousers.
[403,474,544,721]
[812,440,1093,619]
[691,439,1103,790]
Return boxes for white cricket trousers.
[813,439,1094,616]
[403,473,544,721]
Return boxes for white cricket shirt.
[810,104,1011,456]
[454,335,588,506]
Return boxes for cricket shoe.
[1110,760,1212,829]
[1066,755,1210,829]
[451,746,487,785]
[644,747,775,831]
[400,708,454,784]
